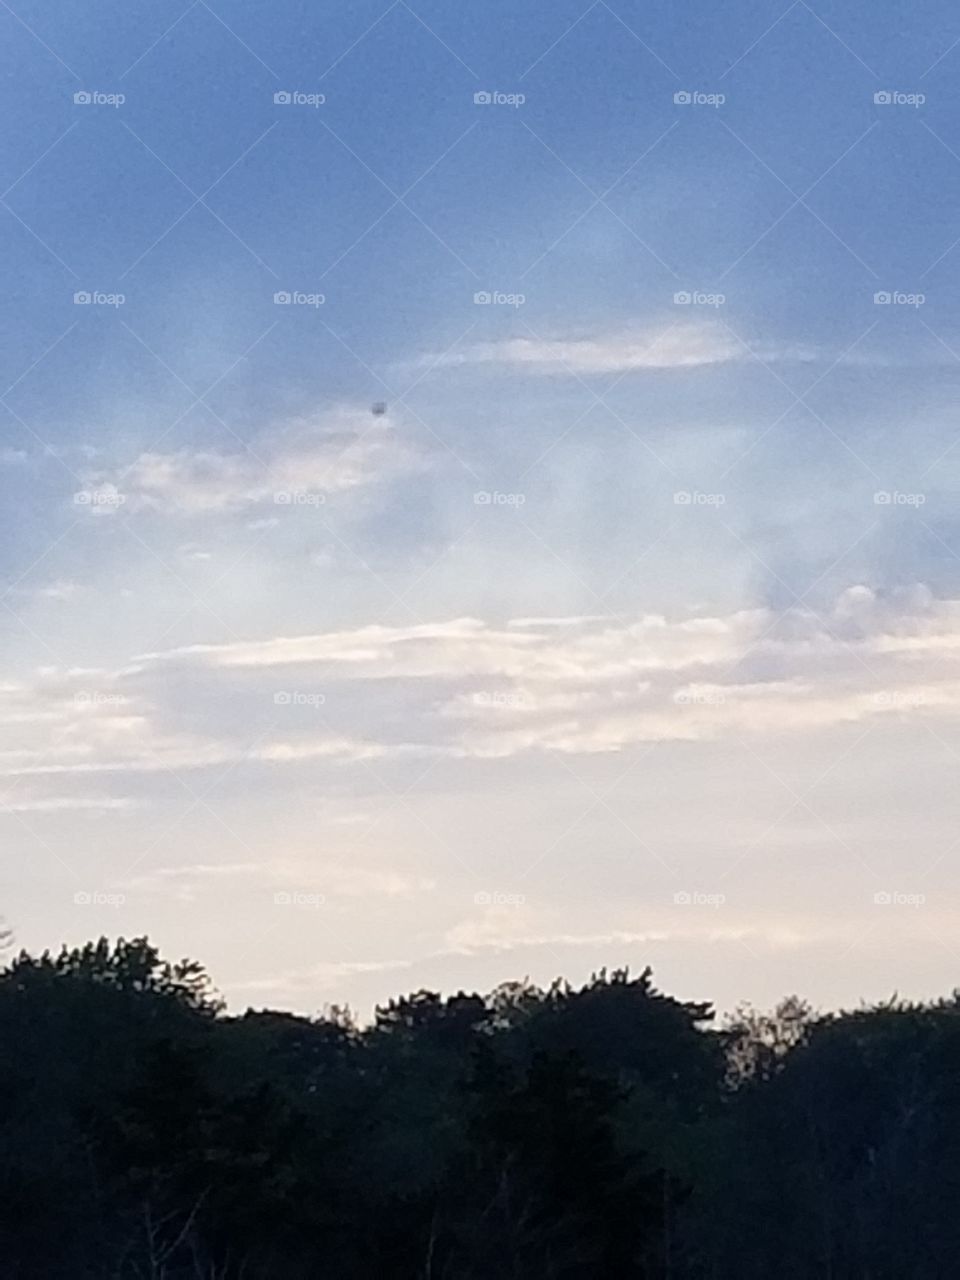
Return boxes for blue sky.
[3,0,960,1015]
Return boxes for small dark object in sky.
[371,401,387,416]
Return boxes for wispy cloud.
[4,587,960,801]
[121,861,435,903]
[78,407,419,516]
[420,323,743,375]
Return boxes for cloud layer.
[77,408,417,516]
[2,585,958,819]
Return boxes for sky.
[3,0,960,1017]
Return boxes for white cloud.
[229,912,842,1006]
[422,323,741,375]
[0,795,135,813]
[34,581,82,601]
[81,406,418,516]
[234,957,416,996]
[4,587,960,797]
[121,860,435,904]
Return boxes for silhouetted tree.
[1,936,959,1277]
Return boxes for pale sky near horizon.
[3,0,960,1017]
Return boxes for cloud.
[230,912,841,1005]
[79,406,418,516]
[234,957,416,996]
[420,323,744,375]
[0,795,135,813]
[33,581,83,601]
[441,920,808,956]
[4,586,960,800]
[119,860,435,907]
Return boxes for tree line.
[1,936,957,1277]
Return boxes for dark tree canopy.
[0,936,956,1278]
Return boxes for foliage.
[0,937,955,1277]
